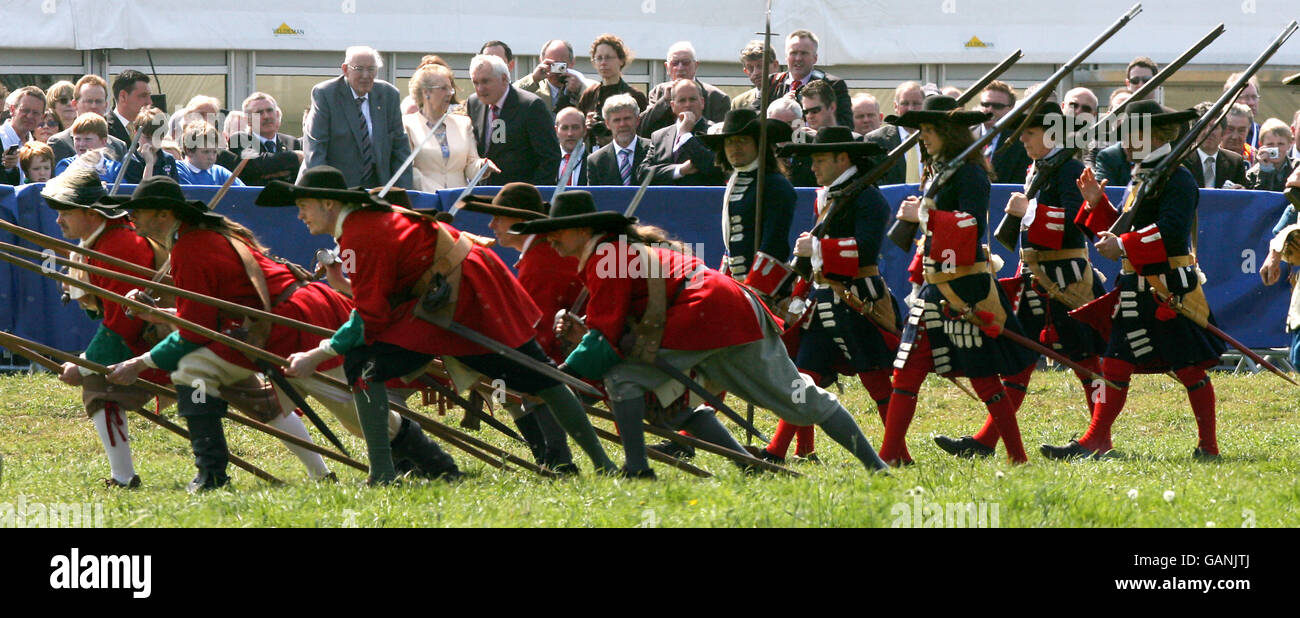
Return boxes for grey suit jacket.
[302,75,412,189]
[48,128,128,164]
[637,79,731,138]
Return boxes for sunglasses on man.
[980,101,1010,111]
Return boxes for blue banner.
[0,182,1292,354]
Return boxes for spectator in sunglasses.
[1125,56,1159,101]
[1063,87,1099,123]
[974,80,1031,184]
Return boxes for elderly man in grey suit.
[638,41,731,138]
[302,45,412,188]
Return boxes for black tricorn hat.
[254,165,391,209]
[507,191,636,235]
[1117,99,1198,127]
[698,108,794,152]
[458,182,549,221]
[41,167,128,219]
[775,126,885,157]
[886,94,991,129]
[99,176,221,224]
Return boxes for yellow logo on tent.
[274,23,305,36]
[964,36,991,48]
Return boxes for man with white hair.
[638,41,732,137]
[467,53,561,185]
[852,93,882,135]
[766,98,817,187]
[227,91,304,185]
[302,45,412,188]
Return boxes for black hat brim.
[775,140,885,157]
[254,180,391,209]
[1119,108,1199,128]
[458,194,548,221]
[101,195,223,224]
[43,195,130,219]
[699,119,794,152]
[509,212,637,235]
[886,109,991,129]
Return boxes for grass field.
[1,368,1297,528]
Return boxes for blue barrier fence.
[0,182,1291,355]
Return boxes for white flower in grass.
[995,470,1005,479]
[1163,490,1176,503]
[1206,521,1215,528]
[1127,489,1139,500]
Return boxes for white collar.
[486,85,512,110]
[734,159,760,173]
[333,206,356,240]
[828,165,858,188]
[1134,142,1172,164]
[615,135,638,152]
[576,234,607,272]
[114,109,131,128]
[79,221,109,249]
[1197,147,1217,162]
[515,234,540,267]
[349,86,369,102]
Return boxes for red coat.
[171,225,351,370]
[339,209,541,356]
[581,236,770,352]
[516,237,583,361]
[88,223,159,356]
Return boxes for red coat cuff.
[1027,202,1067,249]
[927,210,979,266]
[818,237,860,279]
[1120,224,1167,269]
[1075,194,1118,236]
[745,252,796,297]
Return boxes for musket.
[411,375,527,444]
[1147,288,1297,387]
[651,356,768,443]
[1109,20,1298,238]
[256,359,352,457]
[379,111,450,198]
[439,319,605,399]
[443,162,493,220]
[0,331,284,485]
[553,139,587,202]
[888,3,1143,251]
[0,218,158,278]
[940,299,1119,389]
[752,0,777,291]
[0,252,544,475]
[109,123,144,197]
[993,24,1227,250]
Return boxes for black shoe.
[317,472,339,483]
[648,439,695,459]
[103,475,141,489]
[1039,439,1105,461]
[390,417,462,482]
[744,445,786,464]
[618,467,657,480]
[792,451,821,464]
[1192,447,1221,462]
[934,435,995,459]
[187,470,230,493]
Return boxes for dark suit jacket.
[467,86,561,186]
[863,124,908,186]
[768,69,853,128]
[637,79,732,138]
[512,74,580,116]
[1092,142,1132,187]
[107,112,131,144]
[48,129,128,164]
[981,125,1032,185]
[302,75,412,188]
[1182,148,1248,189]
[225,132,302,186]
[638,120,724,186]
[556,147,590,186]
[587,136,649,186]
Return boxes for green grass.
[1,369,1297,528]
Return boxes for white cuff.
[672,164,686,180]
[141,353,158,369]
[317,338,341,358]
[77,353,94,377]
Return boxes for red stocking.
[1077,357,1134,453]
[1175,366,1218,455]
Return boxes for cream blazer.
[403,111,486,191]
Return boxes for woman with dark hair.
[577,34,648,143]
[877,95,1038,466]
[517,191,890,478]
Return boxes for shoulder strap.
[224,235,273,312]
[627,242,668,364]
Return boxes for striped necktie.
[618,147,633,185]
[355,96,376,183]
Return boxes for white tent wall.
[1,0,1298,135]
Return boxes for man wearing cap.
[1043,100,1226,461]
[273,167,618,483]
[934,102,1107,459]
[879,95,1038,466]
[524,191,890,478]
[103,176,432,490]
[456,182,582,473]
[42,168,169,489]
[740,126,899,463]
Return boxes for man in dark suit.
[638,41,731,137]
[638,79,723,186]
[1092,142,1133,187]
[975,80,1032,184]
[48,75,128,163]
[227,92,303,186]
[587,94,647,186]
[767,29,853,128]
[555,107,589,186]
[109,70,152,144]
[467,53,561,186]
[863,81,926,186]
[302,46,412,188]
[1182,101,1248,189]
